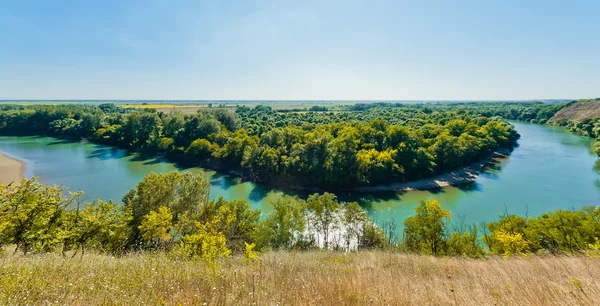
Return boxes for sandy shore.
[353,148,511,192]
[0,152,25,185]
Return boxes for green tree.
[180,219,231,268]
[122,171,210,245]
[307,193,342,249]
[403,200,451,255]
[446,226,484,257]
[343,202,368,250]
[254,196,308,250]
[0,178,81,254]
[61,200,128,257]
[138,206,173,248]
[186,138,215,158]
[358,223,387,249]
[198,197,260,253]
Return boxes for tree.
[0,178,81,254]
[403,200,451,255]
[358,222,387,249]
[98,103,118,113]
[121,112,162,148]
[307,193,342,249]
[162,111,185,140]
[61,200,128,257]
[211,109,242,131]
[254,196,308,250]
[493,230,529,257]
[138,206,173,248]
[186,139,214,158]
[343,202,368,251]
[198,197,260,253]
[157,137,175,151]
[122,171,210,245]
[180,219,231,269]
[483,214,527,254]
[446,226,484,257]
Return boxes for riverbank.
[353,147,511,192]
[1,251,598,305]
[0,152,24,185]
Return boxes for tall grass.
[1,250,599,305]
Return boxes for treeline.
[403,200,600,257]
[0,173,386,265]
[443,102,565,124]
[1,172,599,263]
[440,100,600,157]
[0,103,519,188]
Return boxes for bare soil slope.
[551,98,600,122]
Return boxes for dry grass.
[1,251,599,305]
[551,99,600,122]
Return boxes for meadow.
[1,250,598,305]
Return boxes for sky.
[0,0,599,100]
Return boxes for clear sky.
[1,0,599,100]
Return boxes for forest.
[0,102,523,188]
[1,173,600,264]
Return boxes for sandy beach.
[352,148,511,192]
[0,152,25,185]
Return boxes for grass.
[1,250,599,305]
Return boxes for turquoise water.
[0,121,598,229]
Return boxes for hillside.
[1,251,598,305]
[551,98,600,122]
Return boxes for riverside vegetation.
[1,100,598,190]
[1,173,600,305]
[0,102,520,188]
[1,100,600,304]
[2,173,600,259]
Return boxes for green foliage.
[493,230,529,257]
[309,105,328,112]
[180,219,231,268]
[122,171,210,245]
[0,102,525,188]
[185,138,215,157]
[0,178,81,254]
[3,175,600,260]
[242,242,259,264]
[157,137,175,151]
[358,223,387,250]
[199,197,261,253]
[61,200,130,255]
[446,226,484,257]
[485,207,600,255]
[307,193,342,249]
[403,200,451,255]
[138,206,173,247]
[254,196,308,250]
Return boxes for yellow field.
[1,250,599,305]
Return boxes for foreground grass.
[1,251,599,305]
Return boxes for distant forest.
[0,100,597,188]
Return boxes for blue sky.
[1,0,599,100]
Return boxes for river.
[0,121,598,232]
